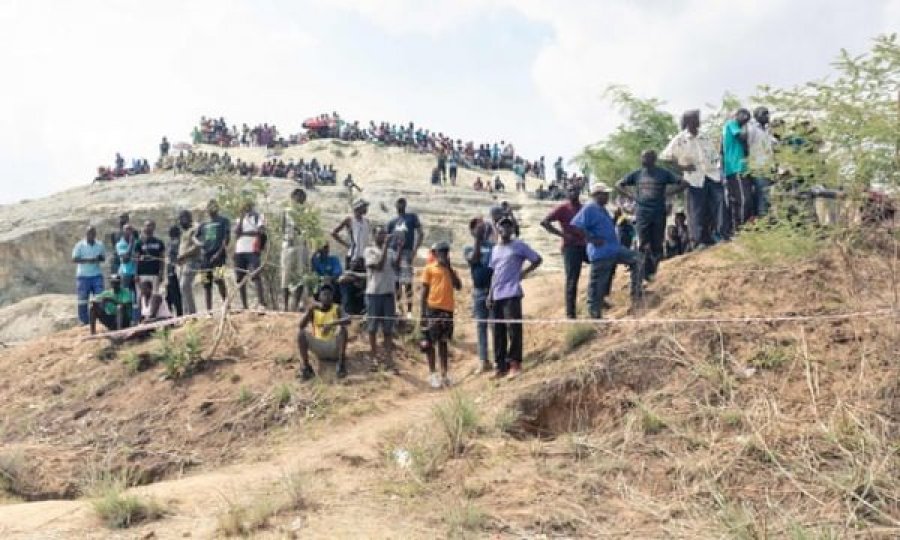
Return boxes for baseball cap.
[352,198,369,210]
[431,241,450,252]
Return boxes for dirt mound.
[0,311,424,501]
[0,237,897,538]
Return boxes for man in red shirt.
[540,185,586,319]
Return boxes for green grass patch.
[564,324,597,352]
[88,473,165,529]
[433,391,480,457]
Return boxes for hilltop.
[0,227,896,538]
[0,140,560,339]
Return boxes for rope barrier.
[75,306,898,343]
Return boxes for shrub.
[749,344,794,370]
[445,501,489,538]
[156,324,204,379]
[274,383,292,408]
[88,473,164,529]
[0,451,26,496]
[565,324,597,352]
[433,392,480,457]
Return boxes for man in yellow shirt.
[297,284,351,380]
[420,241,462,389]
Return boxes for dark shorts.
[234,252,261,281]
[200,253,227,287]
[366,293,396,335]
[96,308,131,330]
[425,309,454,342]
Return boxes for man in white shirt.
[748,107,776,217]
[660,109,723,248]
[234,200,267,309]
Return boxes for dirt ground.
[0,236,898,539]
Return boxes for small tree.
[575,85,679,186]
[202,173,325,307]
[755,33,900,191]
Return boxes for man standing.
[387,197,423,316]
[281,188,310,312]
[615,150,688,282]
[722,108,754,233]
[160,137,170,159]
[540,185,586,319]
[365,226,403,372]
[487,217,542,379]
[72,226,106,325]
[332,199,370,267]
[420,241,462,389]
[116,224,138,323]
[464,218,494,374]
[660,110,722,248]
[108,213,130,275]
[196,200,230,311]
[175,210,200,315]
[297,283,351,380]
[571,184,642,319]
[748,106,775,217]
[134,220,165,293]
[233,199,267,310]
[165,225,183,316]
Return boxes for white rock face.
[0,294,77,344]
[0,140,562,338]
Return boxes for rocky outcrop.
[0,141,561,335]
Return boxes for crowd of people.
[94,153,152,182]
[73,104,896,391]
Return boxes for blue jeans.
[76,275,105,324]
[472,288,490,365]
[588,247,642,319]
[753,176,772,217]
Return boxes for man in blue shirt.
[72,226,106,324]
[616,150,687,282]
[464,217,494,374]
[116,224,138,324]
[311,242,343,300]
[722,108,753,234]
[572,184,643,319]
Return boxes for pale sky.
[1,0,898,204]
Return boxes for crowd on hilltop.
[94,153,152,182]
[72,102,896,392]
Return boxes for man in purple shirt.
[541,185,586,319]
[487,216,542,378]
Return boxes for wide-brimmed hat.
[589,183,611,195]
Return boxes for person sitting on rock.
[297,283,351,380]
[89,274,133,335]
[138,279,172,324]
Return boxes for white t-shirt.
[364,246,397,295]
[748,120,775,171]
[235,212,266,254]
[660,130,720,188]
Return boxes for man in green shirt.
[722,108,753,235]
[89,274,133,335]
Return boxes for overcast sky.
[1,0,898,204]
